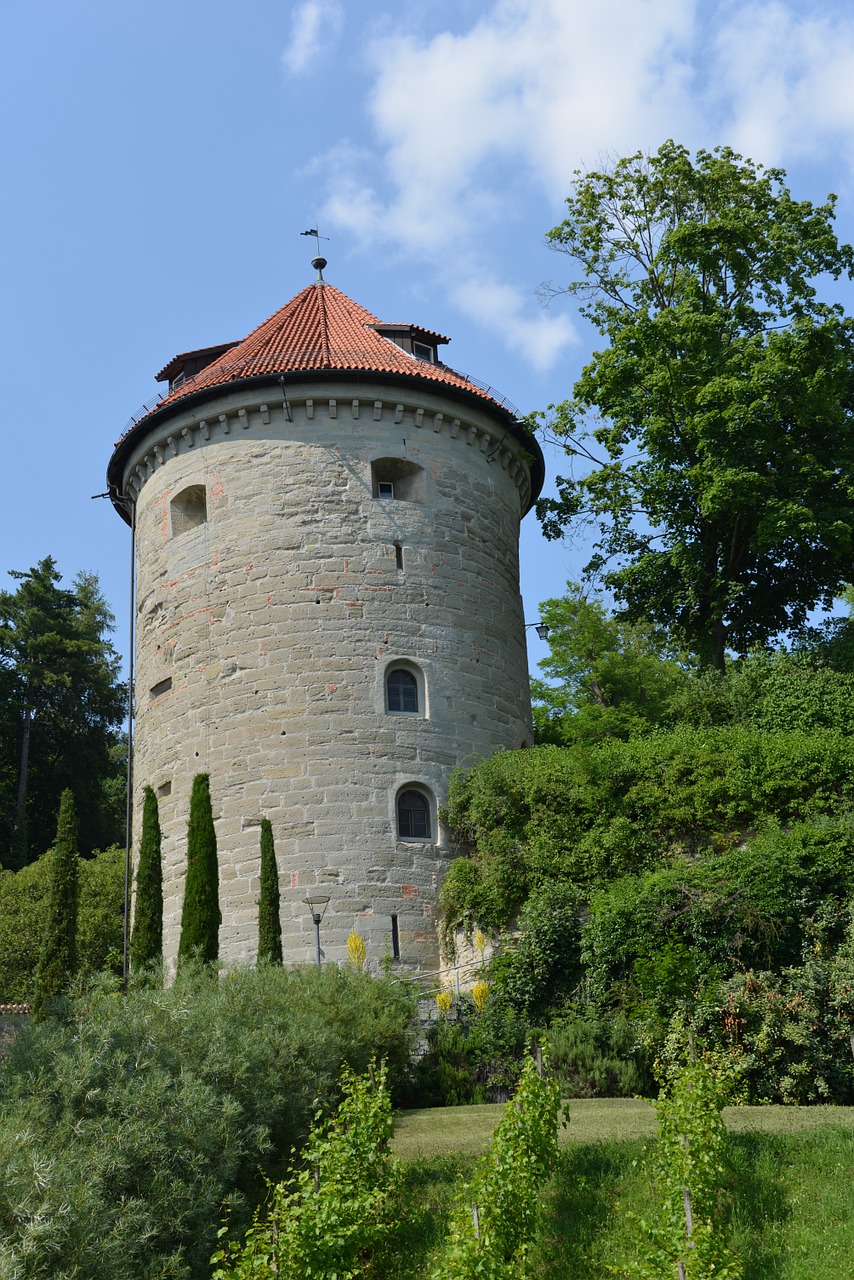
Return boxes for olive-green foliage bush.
[442,732,854,931]
[0,845,123,1002]
[213,1062,398,1280]
[0,964,415,1280]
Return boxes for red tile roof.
[151,281,506,413]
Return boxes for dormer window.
[155,342,240,395]
[369,322,449,363]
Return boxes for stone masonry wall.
[121,375,535,972]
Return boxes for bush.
[442,732,854,930]
[547,1014,654,1099]
[0,964,415,1280]
[580,819,854,1023]
[130,785,162,973]
[178,773,219,966]
[0,846,123,1003]
[414,997,528,1106]
[32,788,80,1017]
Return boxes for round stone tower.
[107,263,544,972]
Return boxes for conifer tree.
[32,788,79,1018]
[130,785,163,973]
[257,817,283,965]
[178,773,220,965]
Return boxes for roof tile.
[154,281,505,412]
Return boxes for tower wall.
[121,376,534,971]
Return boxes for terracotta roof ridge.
[316,281,331,365]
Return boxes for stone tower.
[107,263,544,971]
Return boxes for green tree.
[257,817,283,965]
[531,582,689,743]
[178,774,220,966]
[538,141,854,670]
[0,559,124,866]
[0,845,123,1003]
[130,785,163,973]
[32,789,80,1018]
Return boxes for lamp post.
[525,621,550,641]
[303,895,331,967]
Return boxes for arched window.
[397,789,431,840]
[171,484,207,536]
[371,458,426,502]
[387,669,418,713]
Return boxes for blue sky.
[3,0,854,673]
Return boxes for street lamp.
[525,621,550,641]
[303,895,331,967]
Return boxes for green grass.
[392,1098,854,1159]
[380,1105,854,1279]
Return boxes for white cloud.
[282,0,344,76]
[449,274,576,373]
[311,0,854,369]
[707,3,854,166]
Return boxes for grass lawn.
[392,1097,854,1159]
[379,1102,854,1279]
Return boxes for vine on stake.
[212,1060,399,1280]
[432,1042,562,1280]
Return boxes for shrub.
[413,996,528,1106]
[32,789,80,1018]
[212,1061,399,1280]
[256,818,282,965]
[130,785,162,973]
[547,1013,653,1099]
[431,1047,561,1279]
[442,732,854,930]
[178,774,219,965]
[0,964,415,1280]
[0,845,123,1003]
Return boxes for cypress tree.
[178,773,219,966]
[32,788,79,1018]
[130,785,163,973]
[257,817,283,964]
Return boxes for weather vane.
[300,226,330,257]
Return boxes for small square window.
[378,481,395,499]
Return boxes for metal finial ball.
[311,256,327,272]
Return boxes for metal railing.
[118,349,522,441]
[121,392,166,437]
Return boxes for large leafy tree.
[532,583,690,744]
[538,141,854,669]
[0,559,124,866]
